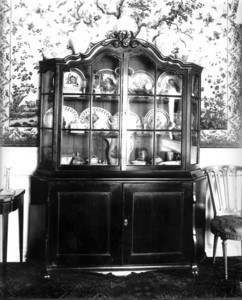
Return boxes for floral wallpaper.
[0,0,241,146]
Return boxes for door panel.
[49,182,122,266]
[123,183,193,265]
[58,191,111,255]
[132,192,183,253]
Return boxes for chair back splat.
[205,165,242,217]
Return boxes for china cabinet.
[31,31,206,276]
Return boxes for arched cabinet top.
[40,31,203,73]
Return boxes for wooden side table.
[0,189,25,286]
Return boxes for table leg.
[18,203,24,263]
[1,213,9,285]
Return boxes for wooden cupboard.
[30,31,206,275]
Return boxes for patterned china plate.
[94,69,119,94]
[63,68,86,93]
[128,70,154,95]
[43,106,79,128]
[79,107,112,129]
[156,72,182,95]
[144,108,170,129]
[111,111,141,129]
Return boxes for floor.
[1,257,242,299]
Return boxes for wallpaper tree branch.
[0,0,241,146]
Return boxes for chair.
[204,165,242,280]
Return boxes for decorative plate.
[144,108,170,129]
[63,68,86,93]
[110,111,141,129]
[128,71,154,95]
[43,106,79,128]
[157,72,182,95]
[93,69,119,94]
[79,107,112,129]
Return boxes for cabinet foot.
[191,264,199,277]
[0,284,9,298]
[43,268,51,279]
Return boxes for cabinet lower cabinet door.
[123,183,193,265]
[49,182,122,267]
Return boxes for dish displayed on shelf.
[144,108,170,129]
[110,111,142,129]
[128,70,154,95]
[93,69,119,94]
[79,107,112,129]
[159,161,181,165]
[43,106,79,128]
[63,68,86,93]
[131,160,147,165]
[157,71,182,95]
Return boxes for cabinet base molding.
[45,262,201,277]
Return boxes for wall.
[0,0,242,262]
[0,146,241,262]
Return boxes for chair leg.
[213,235,218,264]
[222,240,228,280]
[18,203,24,263]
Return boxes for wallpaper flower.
[0,0,241,146]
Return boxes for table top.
[0,189,25,204]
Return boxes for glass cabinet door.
[155,70,183,166]
[190,74,200,164]
[60,54,121,167]
[40,69,55,165]
[124,53,183,168]
[57,52,199,169]
[125,54,154,167]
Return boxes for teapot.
[72,152,85,165]
[86,155,99,164]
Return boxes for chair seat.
[211,215,242,240]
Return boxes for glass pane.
[157,71,182,95]
[145,96,182,130]
[93,95,119,130]
[40,129,52,163]
[156,131,181,165]
[192,74,199,97]
[128,96,153,130]
[128,132,153,165]
[61,132,89,165]
[92,54,120,94]
[42,70,54,94]
[127,96,154,130]
[191,97,198,130]
[90,132,115,166]
[191,131,198,164]
[78,105,113,131]
[64,96,90,131]
[128,54,155,95]
[106,133,119,166]
[63,68,88,94]
[42,95,54,128]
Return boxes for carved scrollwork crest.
[101,30,149,48]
